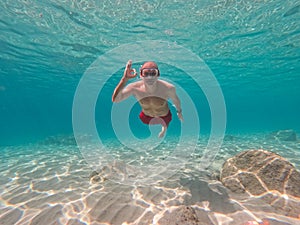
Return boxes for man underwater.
[112,60,183,138]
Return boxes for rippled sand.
[0,133,300,225]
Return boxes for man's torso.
[132,80,172,117]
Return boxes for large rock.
[220,149,300,197]
[220,149,300,218]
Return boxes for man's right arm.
[112,60,136,102]
[112,77,131,102]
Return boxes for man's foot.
[158,126,167,138]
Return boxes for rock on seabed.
[220,149,300,218]
[267,129,297,141]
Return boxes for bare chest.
[139,96,167,107]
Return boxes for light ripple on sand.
[0,133,300,225]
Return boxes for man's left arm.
[168,86,183,122]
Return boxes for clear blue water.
[0,0,299,146]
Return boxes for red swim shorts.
[139,110,172,127]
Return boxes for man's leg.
[158,124,167,138]
[158,111,172,138]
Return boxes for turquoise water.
[1,1,300,225]
[0,0,299,145]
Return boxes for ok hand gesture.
[123,60,137,79]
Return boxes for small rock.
[157,206,213,225]
[224,134,235,141]
[267,129,297,141]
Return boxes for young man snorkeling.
[112,60,183,138]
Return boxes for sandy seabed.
[1,133,300,225]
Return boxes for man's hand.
[112,60,136,102]
[123,60,137,79]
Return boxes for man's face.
[140,62,159,86]
[140,68,159,86]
